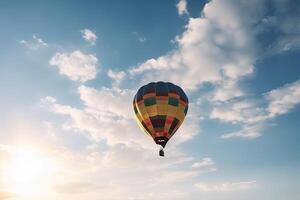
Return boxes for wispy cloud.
[18,34,48,50]
[195,180,257,192]
[132,32,146,42]
[81,29,97,45]
[219,79,300,139]
[191,157,217,172]
[266,80,300,117]
[221,124,266,139]
[107,69,126,86]
[49,50,98,83]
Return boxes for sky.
[0,0,299,199]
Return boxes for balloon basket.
[159,148,165,157]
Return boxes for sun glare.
[4,147,56,197]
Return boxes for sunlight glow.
[4,147,57,197]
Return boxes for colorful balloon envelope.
[133,81,189,156]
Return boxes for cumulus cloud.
[36,1,278,198]
[6,1,300,199]
[211,81,245,102]
[177,0,188,16]
[18,34,48,50]
[49,50,98,82]
[81,29,97,45]
[41,84,200,148]
[127,0,300,140]
[40,86,153,148]
[195,180,257,192]
[45,0,300,142]
[45,0,300,143]
[130,0,259,91]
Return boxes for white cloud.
[49,50,98,83]
[191,157,217,172]
[107,69,127,85]
[265,80,300,117]
[177,0,188,16]
[211,81,244,102]
[62,146,207,200]
[129,0,297,140]
[130,0,260,90]
[81,29,97,45]
[18,34,48,50]
[40,86,154,148]
[210,100,267,124]
[219,79,300,139]
[195,180,257,192]
[6,1,300,199]
[78,85,133,119]
[211,98,270,139]
[41,84,199,148]
[45,0,300,143]
[46,0,291,142]
[221,124,264,139]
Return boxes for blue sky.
[0,0,299,199]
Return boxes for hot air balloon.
[133,81,188,156]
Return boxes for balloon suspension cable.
[159,147,165,157]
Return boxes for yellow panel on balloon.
[146,105,158,117]
[137,105,147,116]
[167,105,178,117]
[156,104,168,115]
[175,111,185,122]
